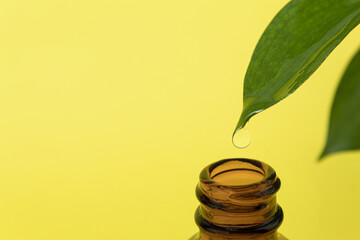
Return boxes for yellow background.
[0,0,359,239]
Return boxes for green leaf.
[320,48,360,159]
[235,0,360,135]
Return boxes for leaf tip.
[318,151,327,162]
[318,147,334,162]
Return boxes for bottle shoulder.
[189,232,288,240]
[277,233,288,240]
[189,233,198,240]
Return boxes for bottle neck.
[194,159,284,240]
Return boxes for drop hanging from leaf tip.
[232,123,251,149]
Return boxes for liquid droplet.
[232,124,251,149]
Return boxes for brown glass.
[190,158,287,240]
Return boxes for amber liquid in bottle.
[190,158,287,240]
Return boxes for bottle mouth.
[205,158,275,187]
[199,158,280,199]
[209,159,266,186]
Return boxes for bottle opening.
[209,160,266,186]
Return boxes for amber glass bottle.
[190,158,287,240]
